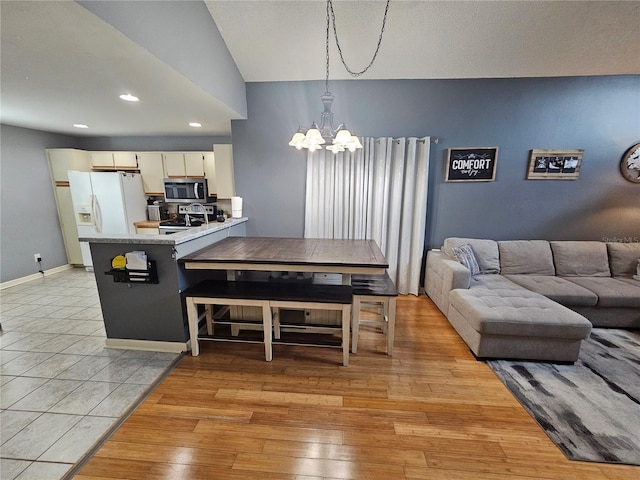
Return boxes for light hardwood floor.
[74,294,638,479]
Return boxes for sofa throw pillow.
[443,238,500,274]
[452,244,480,276]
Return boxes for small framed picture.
[445,147,498,182]
[527,149,583,179]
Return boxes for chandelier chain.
[328,0,390,78]
[325,0,331,92]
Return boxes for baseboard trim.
[0,264,74,290]
[105,338,189,353]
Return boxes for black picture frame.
[527,149,583,179]
[445,147,498,182]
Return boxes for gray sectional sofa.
[425,238,640,362]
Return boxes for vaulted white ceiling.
[1,1,638,137]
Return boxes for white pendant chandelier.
[289,0,390,153]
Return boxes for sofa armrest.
[425,250,471,315]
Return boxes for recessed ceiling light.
[189,122,202,128]
[119,93,139,102]
[73,123,89,129]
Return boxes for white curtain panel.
[304,137,430,295]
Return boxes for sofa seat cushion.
[607,242,640,277]
[498,240,555,275]
[563,277,640,308]
[504,274,598,307]
[444,238,500,274]
[551,241,611,277]
[449,280,592,339]
[618,277,640,288]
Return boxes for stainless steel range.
[159,203,216,235]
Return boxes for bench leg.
[272,307,281,340]
[205,304,213,335]
[186,297,200,356]
[380,304,388,334]
[342,305,350,367]
[262,303,273,362]
[351,296,361,354]
[387,297,396,356]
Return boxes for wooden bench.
[351,273,398,355]
[183,280,353,366]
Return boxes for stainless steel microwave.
[163,178,208,203]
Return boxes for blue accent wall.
[231,76,640,247]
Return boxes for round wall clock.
[620,142,640,183]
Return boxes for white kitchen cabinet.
[163,153,186,177]
[163,153,205,178]
[203,152,216,195]
[184,153,206,177]
[136,152,165,195]
[213,144,235,198]
[135,227,160,235]
[91,151,138,169]
[55,186,84,265]
[47,148,91,182]
[47,149,92,265]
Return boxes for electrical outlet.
[34,253,42,263]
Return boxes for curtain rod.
[389,138,439,144]
[378,137,439,145]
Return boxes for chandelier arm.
[328,0,390,77]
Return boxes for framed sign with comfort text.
[527,149,583,180]
[445,147,498,182]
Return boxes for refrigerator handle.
[92,194,103,233]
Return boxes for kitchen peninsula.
[80,218,247,352]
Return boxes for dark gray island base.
[80,218,247,352]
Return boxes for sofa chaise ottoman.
[448,275,592,362]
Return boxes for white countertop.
[79,217,248,245]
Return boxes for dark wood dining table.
[180,237,389,365]
[180,236,388,283]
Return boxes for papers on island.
[125,251,148,280]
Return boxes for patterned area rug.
[487,328,640,465]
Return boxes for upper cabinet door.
[213,144,235,198]
[136,153,165,195]
[47,149,91,182]
[91,152,115,169]
[163,153,205,177]
[163,153,186,177]
[183,153,205,177]
[203,152,216,195]
[113,152,138,169]
[90,152,137,169]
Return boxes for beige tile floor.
[0,268,180,479]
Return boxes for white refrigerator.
[68,171,147,269]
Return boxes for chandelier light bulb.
[334,128,353,145]
[288,131,306,147]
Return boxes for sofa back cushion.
[443,238,500,274]
[498,240,555,275]
[551,241,610,277]
[606,242,640,277]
